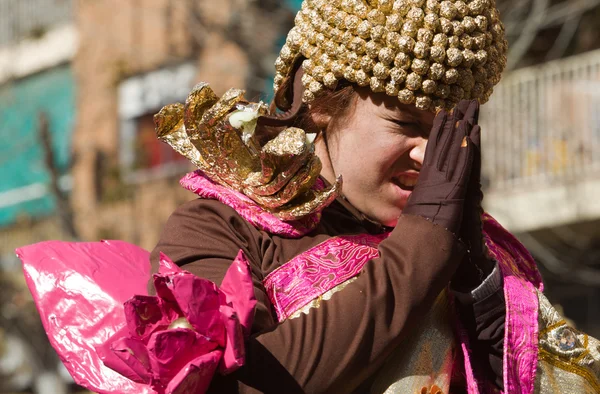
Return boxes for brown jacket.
[150,197,503,393]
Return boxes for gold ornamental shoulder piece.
[274,0,508,111]
[154,83,341,221]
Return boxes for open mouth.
[392,175,418,191]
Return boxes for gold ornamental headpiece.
[274,0,507,110]
[154,83,341,221]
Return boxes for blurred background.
[0,0,599,392]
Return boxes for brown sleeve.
[152,203,465,394]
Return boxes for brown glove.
[402,100,479,235]
[452,102,495,289]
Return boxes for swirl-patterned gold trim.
[274,0,507,110]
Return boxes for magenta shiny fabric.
[17,240,153,394]
[482,214,543,394]
[17,241,256,394]
[180,170,324,238]
[263,233,388,321]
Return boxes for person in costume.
[17,0,600,393]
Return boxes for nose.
[409,137,427,170]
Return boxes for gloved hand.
[454,104,495,287]
[402,100,479,235]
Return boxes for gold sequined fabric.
[274,0,507,110]
[154,83,341,221]
[535,290,600,393]
[369,291,455,394]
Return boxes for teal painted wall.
[0,65,76,227]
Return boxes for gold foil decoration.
[275,0,507,111]
[535,290,600,393]
[154,83,341,221]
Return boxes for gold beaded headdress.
[274,0,508,111]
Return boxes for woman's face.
[315,89,435,227]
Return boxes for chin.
[375,208,403,228]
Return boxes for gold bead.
[379,0,394,14]
[356,69,370,86]
[386,81,400,96]
[402,20,419,38]
[417,28,434,44]
[357,20,373,39]
[452,21,465,37]
[413,42,430,59]
[462,16,477,33]
[355,2,369,18]
[469,0,489,16]
[340,0,354,13]
[361,56,376,72]
[412,58,430,76]
[371,25,387,42]
[448,36,461,48]
[475,15,488,32]
[345,15,361,32]
[324,72,338,88]
[474,49,488,66]
[394,52,412,69]
[398,36,416,53]
[349,37,367,55]
[460,35,474,50]
[426,0,440,12]
[373,62,391,79]
[424,13,440,30]
[390,67,408,82]
[443,67,459,84]
[378,47,396,65]
[406,72,423,90]
[471,82,484,98]
[347,52,360,68]
[368,9,387,25]
[366,41,383,58]
[398,88,416,104]
[440,17,453,34]
[458,68,475,90]
[428,62,445,80]
[462,49,476,67]
[303,58,315,73]
[455,1,468,17]
[393,0,411,16]
[313,65,326,80]
[422,79,437,94]
[407,7,425,23]
[370,77,386,92]
[303,90,316,103]
[386,14,404,32]
[415,95,433,110]
[433,33,448,48]
[440,1,457,19]
[275,57,287,72]
[333,10,348,28]
[449,85,465,101]
[386,32,402,49]
[344,66,357,82]
[431,46,446,62]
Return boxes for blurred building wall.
[70,0,289,250]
